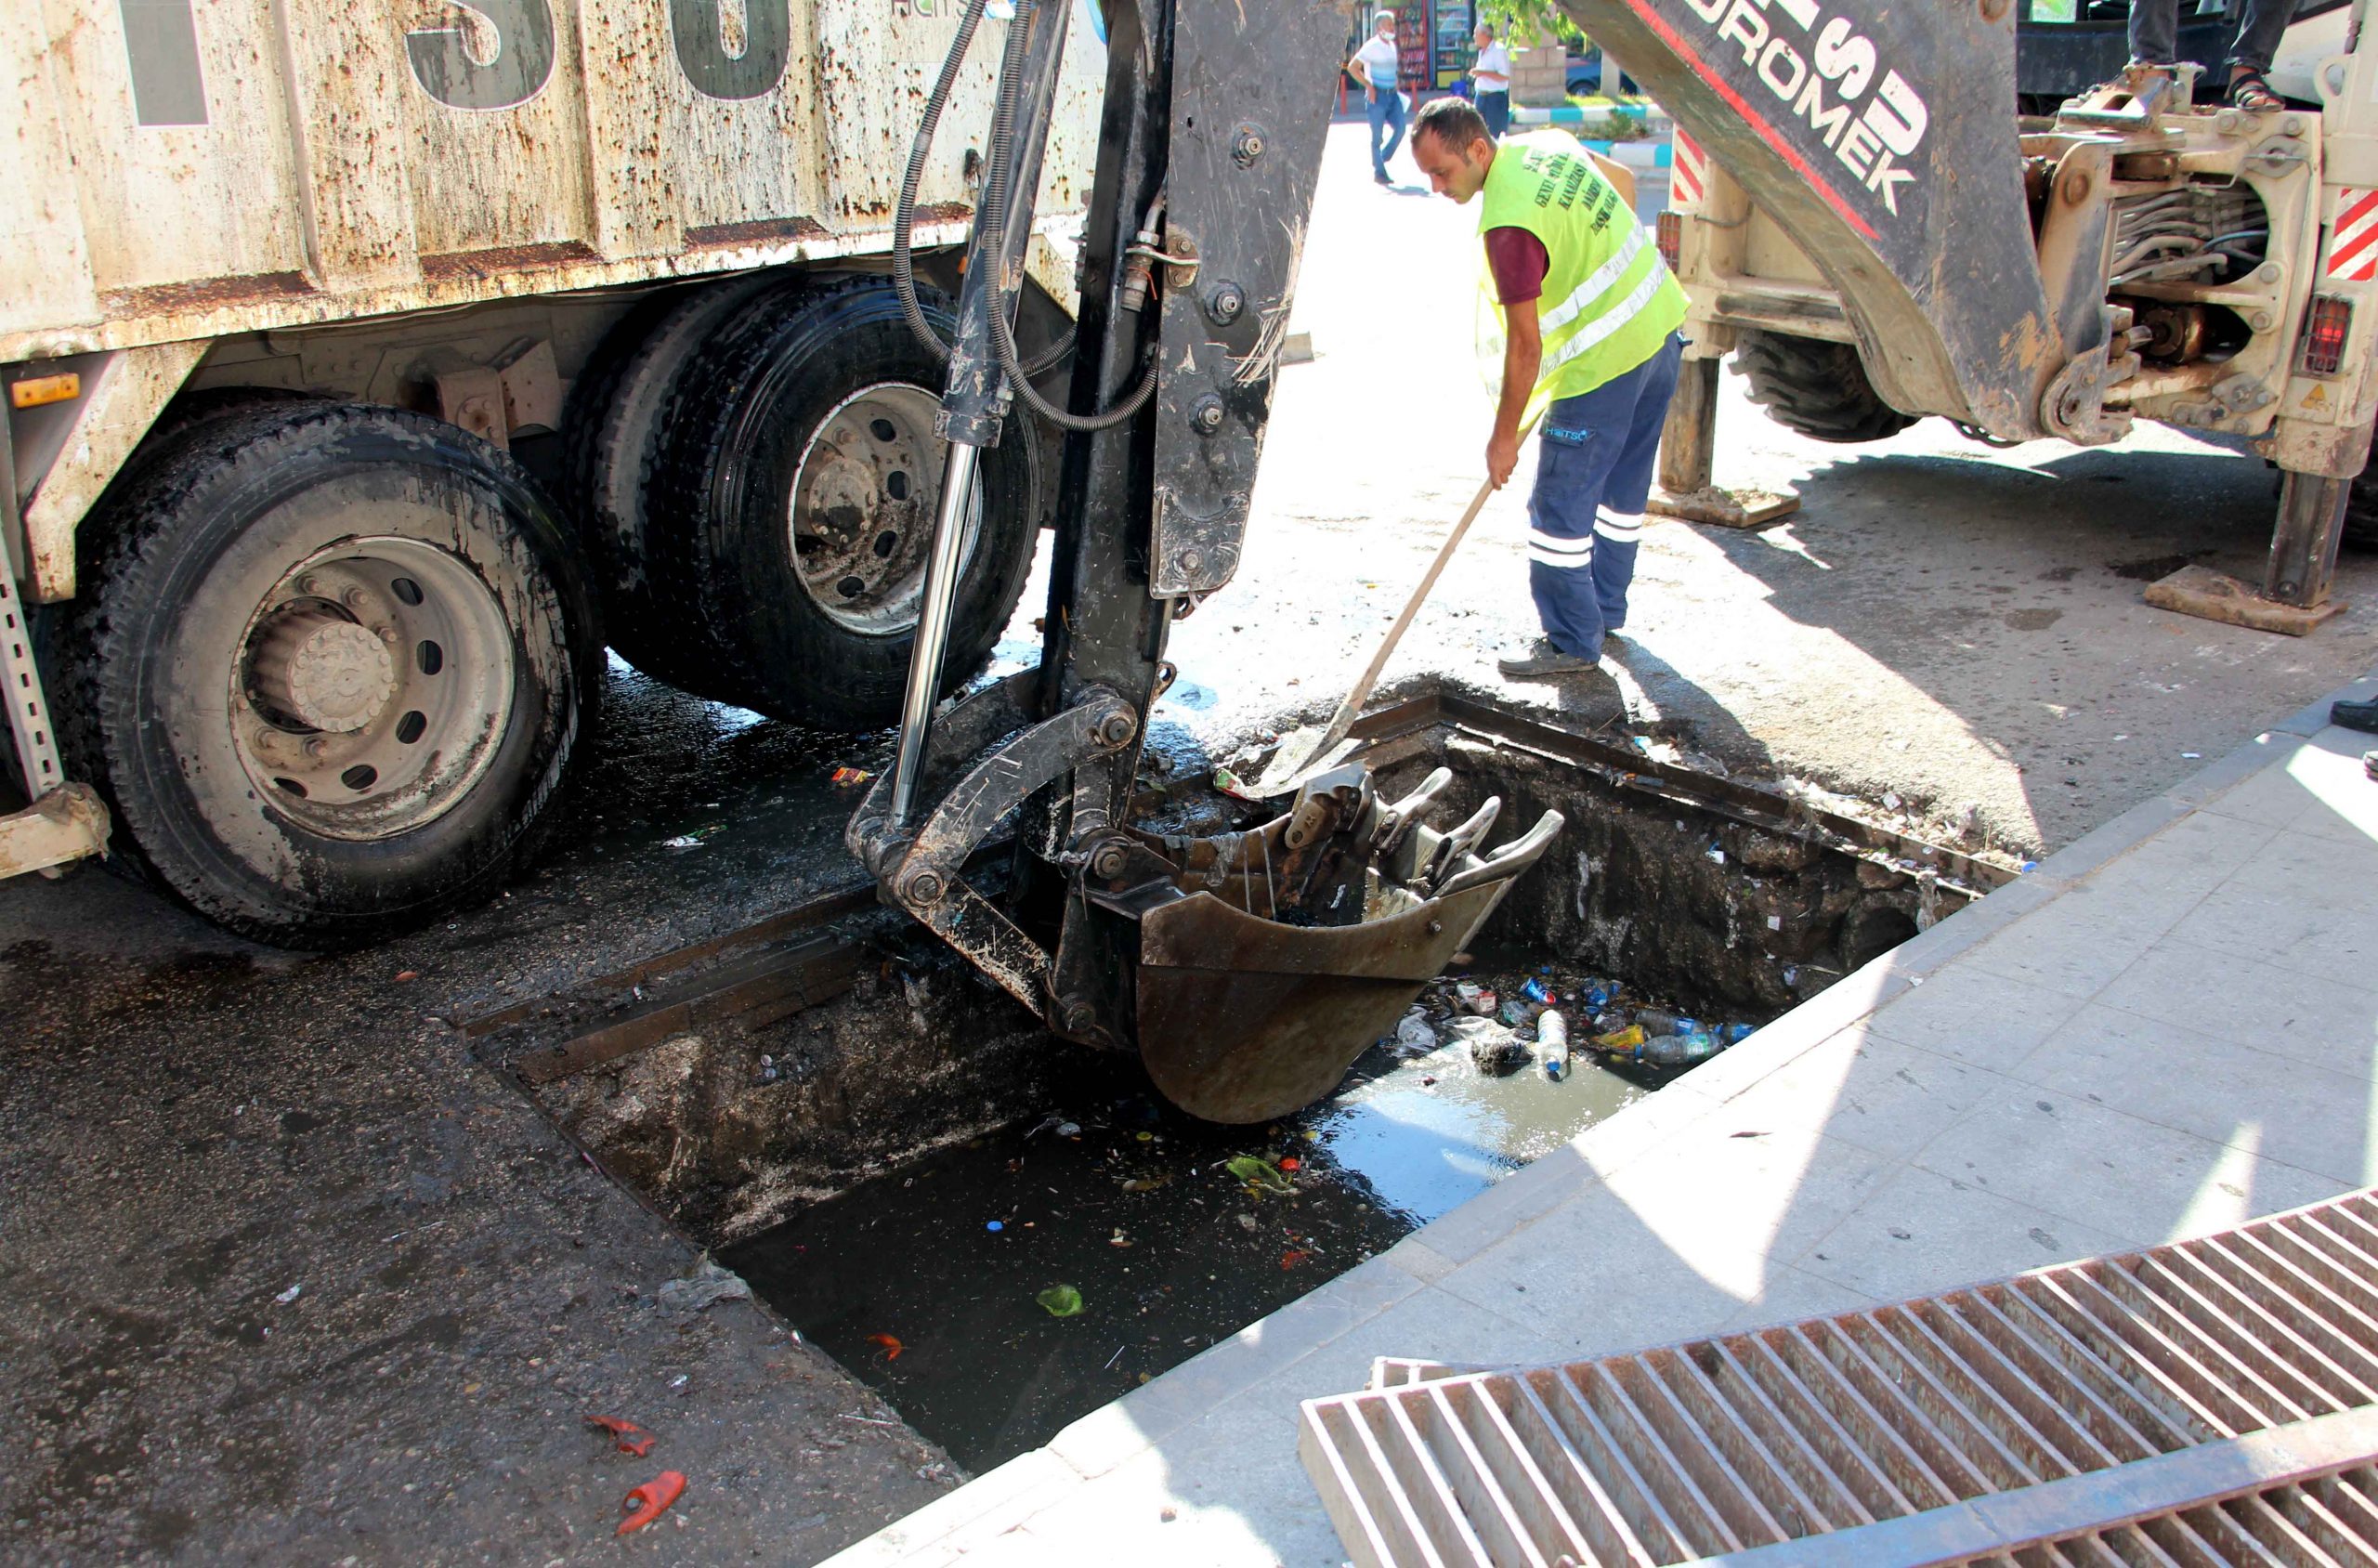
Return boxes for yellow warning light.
[8,372,80,410]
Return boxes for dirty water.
[721,948,1731,1474]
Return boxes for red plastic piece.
[618,1471,686,1535]
[586,1415,654,1457]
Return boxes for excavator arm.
[852,0,2108,1122]
[846,0,1563,1124]
[1560,0,2119,443]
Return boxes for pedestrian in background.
[1350,10,1407,186]
[1408,98,1689,678]
[1469,22,1511,139]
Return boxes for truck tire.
[47,402,600,949]
[645,275,1040,730]
[562,271,789,705]
[1732,330,1920,445]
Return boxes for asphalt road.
[7,118,2377,1564]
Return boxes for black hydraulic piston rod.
[886,0,1074,830]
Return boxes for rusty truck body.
[0,0,1105,944]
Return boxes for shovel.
[1230,426,1534,801]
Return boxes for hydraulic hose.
[976,0,1158,431]
[892,0,1074,378]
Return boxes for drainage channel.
[468,695,2010,1477]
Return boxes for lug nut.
[901,869,945,906]
[305,738,330,759]
[342,587,368,610]
[1232,126,1266,165]
[295,575,321,597]
[1206,283,1246,325]
[1192,397,1225,434]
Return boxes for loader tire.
[1732,330,1919,445]
[644,275,1039,731]
[563,271,790,705]
[46,402,600,949]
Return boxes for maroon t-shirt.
[1485,227,1548,307]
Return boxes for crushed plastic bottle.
[1498,998,1539,1028]
[1633,1007,1683,1038]
[1721,1022,1757,1045]
[1393,1010,1437,1054]
[1578,979,1617,1011]
[1539,1012,1569,1080]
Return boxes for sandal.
[2228,71,2282,113]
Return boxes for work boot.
[1497,637,1597,678]
[2365,750,2378,783]
[2332,698,2378,734]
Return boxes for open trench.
[470,694,2002,1476]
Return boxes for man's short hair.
[1414,97,1489,155]
[1477,20,1495,36]
[1374,8,1396,23]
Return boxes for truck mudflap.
[1563,0,2106,440]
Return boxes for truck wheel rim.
[229,538,517,842]
[788,383,983,636]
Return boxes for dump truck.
[1650,0,2378,632]
[0,0,1107,944]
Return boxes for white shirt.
[1471,42,1510,88]
[1353,35,1400,92]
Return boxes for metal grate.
[1300,1187,2378,1566]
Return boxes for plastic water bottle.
[1721,1022,1757,1045]
[1539,1012,1570,1080]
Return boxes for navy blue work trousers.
[1525,334,1685,660]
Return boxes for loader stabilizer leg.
[1646,350,1800,530]
[2142,468,2351,637]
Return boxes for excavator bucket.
[1081,766,1562,1124]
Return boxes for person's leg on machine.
[2226,0,2293,110]
[2128,0,2178,66]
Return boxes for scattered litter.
[1109,1230,1132,1248]
[1520,977,1556,1006]
[668,1374,688,1389]
[393,971,418,984]
[986,1220,1005,1232]
[2182,751,2201,759]
[1058,1122,1082,1139]
[617,1471,686,1536]
[1105,1345,1126,1371]
[274,1284,303,1305]
[1447,1016,1529,1077]
[830,765,873,788]
[837,1412,901,1427]
[1120,1175,1171,1193]
[1235,1212,1259,1231]
[1225,1155,1294,1194]
[868,1334,904,1361]
[1705,843,1726,865]
[660,835,704,850]
[1037,1284,1084,1318]
[1160,1507,1179,1522]
[656,1260,751,1314]
[587,1415,655,1457]
[1280,1249,1312,1270]
[1277,1157,1300,1172]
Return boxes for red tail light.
[2301,294,2353,377]
[1657,211,1682,273]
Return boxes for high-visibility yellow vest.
[1478,134,1686,411]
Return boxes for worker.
[2126,0,2293,111]
[1349,10,1407,186]
[1469,21,1511,139]
[1408,98,1688,679]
